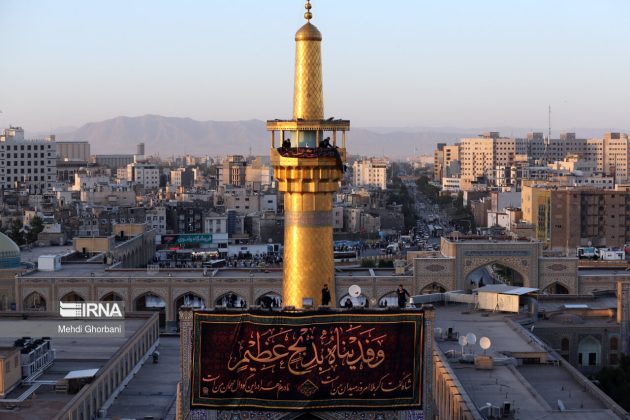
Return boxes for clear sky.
[1,0,629,132]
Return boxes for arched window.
[610,336,619,351]
[560,337,569,352]
[577,336,601,367]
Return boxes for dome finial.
[304,1,313,21]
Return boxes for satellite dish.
[458,336,468,346]
[348,285,361,298]
[466,333,477,346]
[479,337,492,350]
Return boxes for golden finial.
[304,1,312,21]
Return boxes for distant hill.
[52,115,467,157]
[51,115,626,158]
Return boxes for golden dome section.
[295,22,322,41]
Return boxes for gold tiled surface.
[293,39,323,120]
[283,223,335,308]
[282,193,336,307]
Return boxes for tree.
[597,353,630,410]
[8,219,24,245]
[27,216,45,244]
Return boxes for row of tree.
[0,216,45,246]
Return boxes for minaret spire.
[266,1,350,309]
[304,0,312,21]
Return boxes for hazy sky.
[1,0,629,133]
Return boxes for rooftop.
[434,304,625,419]
[0,315,150,420]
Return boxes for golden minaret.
[267,1,349,308]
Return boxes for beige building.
[56,141,90,162]
[352,158,388,190]
[0,347,21,397]
[459,132,515,184]
[522,182,630,251]
[433,143,460,182]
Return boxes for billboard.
[159,234,213,246]
[190,311,424,410]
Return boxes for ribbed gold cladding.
[293,33,324,120]
[282,193,336,308]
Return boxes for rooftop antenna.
[548,104,552,143]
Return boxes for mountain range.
[41,115,628,158]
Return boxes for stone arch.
[134,292,167,328]
[174,292,206,328]
[463,259,528,289]
[255,292,282,309]
[541,282,570,294]
[215,291,247,308]
[578,335,601,367]
[338,293,368,308]
[100,292,123,302]
[419,282,447,294]
[378,291,399,308]
[60,291,86,302]
[24,291,47,311]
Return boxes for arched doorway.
[215,292,247,308]
[338,294,368,308]
[578,336,601,368]
[378,291,398,308]
[542,282,569,294]
[465,262,525,292]
[60,292,85,302]
[101,292,123,302]
[255,292,282,309]
[419,283,447,294]
[174,292,205,328]
[135,293,166,328]
[24,292,46,311]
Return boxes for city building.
[522,182,630,251]
[125,162,160,189]
[90,154,135,170]
[218,155,247,188]
[459,132,515,184]
[56,141,90,162]
[352,158,388,190]
[0,126,57,193]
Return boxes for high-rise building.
[522,182,630,251]
[56,141,90,162]
[433,143,460,182]
[266,1,349,308]
[0,126,57,193]
[352,158,388,190]
[459,132,515,183]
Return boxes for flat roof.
[64,368,99,380]
[434,304,623,418]
[0,316,151,420]
[474,284,538,295]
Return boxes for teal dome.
[0,232,21,269]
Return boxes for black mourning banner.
[190,311,424,410]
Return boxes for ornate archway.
[215,292,247,308]
[60,291,86,302]
[338,293,368,308]
[255,292,282,309]
[24,292,46,311]
[541,282,569,294]
[101,292,123,302]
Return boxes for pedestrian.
[321,284,331,306]
[344,298,353,308]
[396,284,410,308]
